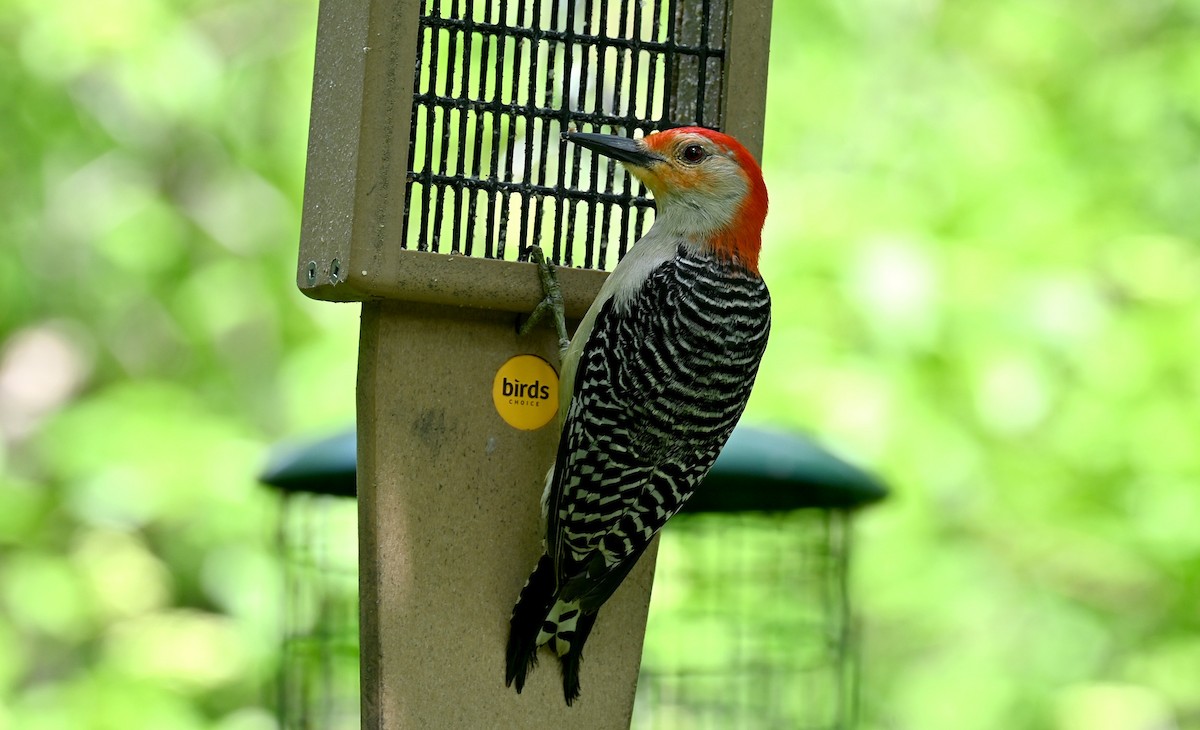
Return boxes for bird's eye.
[680,144,706,164]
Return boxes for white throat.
[645,171,748,244]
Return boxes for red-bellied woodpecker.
[506,127,771,704]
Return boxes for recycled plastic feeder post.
[295,0,774,726]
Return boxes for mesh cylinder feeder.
[296,0,773,726]
[633,428,886,729]
[262,427,887,729]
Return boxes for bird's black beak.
[562,132,661,168]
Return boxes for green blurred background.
[2,0,1198,728]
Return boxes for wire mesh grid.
[277,493,360,730]
[273,501,859,728]
[403,0,728,269]
[634,511,859,730]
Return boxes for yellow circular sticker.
[492,354,560,431]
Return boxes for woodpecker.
[506,127,771,704]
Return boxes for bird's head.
[564,127,768,272]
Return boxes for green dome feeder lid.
[686,426,888,511]
[261,429,357,499]
[260,426,888,511]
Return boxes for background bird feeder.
[262,427,887,729]
[296,0,773,726]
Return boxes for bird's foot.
[518,245,570,362]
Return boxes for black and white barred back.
[548,246,771,598]
[504,244,768,701]
[506,245,770,703]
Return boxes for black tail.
[559,609,599,705]
[505,554,557,693]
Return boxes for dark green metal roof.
[261,429,357,499]
[685,426,888,511]
[260,425,888,511]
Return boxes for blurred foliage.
[0,0,351,727]
[751,1,1200,728]
[1,0,1199,728]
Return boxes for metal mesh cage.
[277,494,359,730]
[403,0,728,269]
[634,511,859,729]
[262,428,883,727]
[270,499,860,729]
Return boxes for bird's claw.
[518,245,571,362]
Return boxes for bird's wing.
[545,251,770,608]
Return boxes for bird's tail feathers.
[505,554,557,693]
[558,609,599,705]
[506,555,602,705]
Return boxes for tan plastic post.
[722,0,775,160]
[356,302,658,727]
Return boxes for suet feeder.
[261,427,887,729]
[296,0,774,726]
